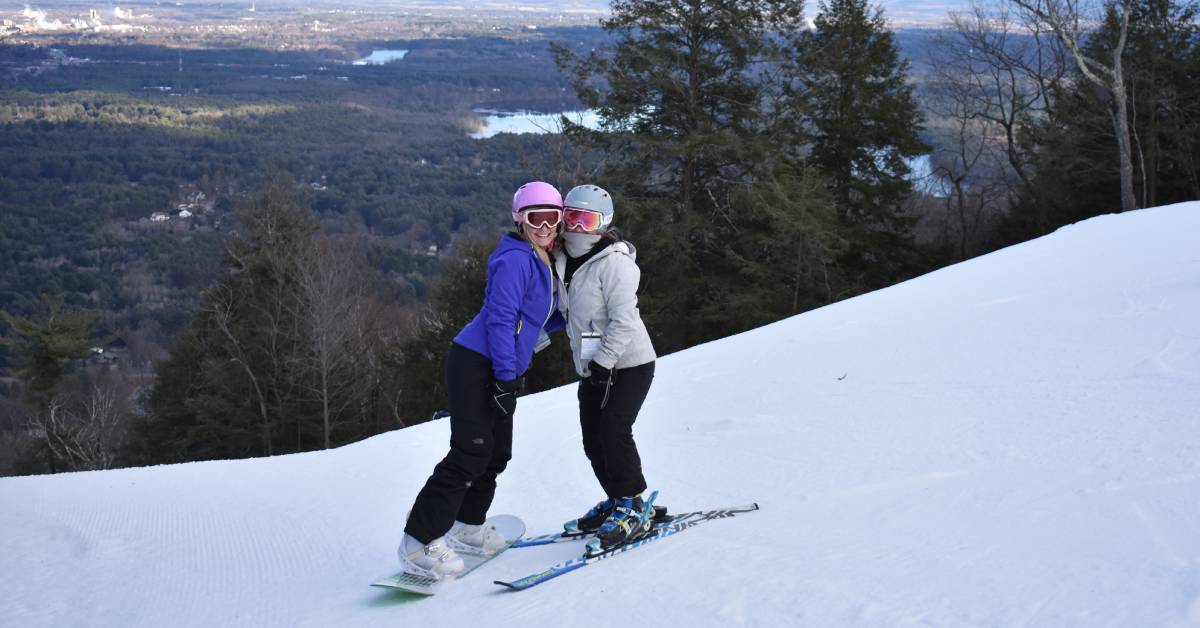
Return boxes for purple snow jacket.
[454,233,564,382]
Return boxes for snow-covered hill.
[3,203,1199,627]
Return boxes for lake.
[353,50,408,66]
[470,109,601,139]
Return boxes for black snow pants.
[579,361,655,499]
[405,343,513,545]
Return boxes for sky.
[3,200,1199,626]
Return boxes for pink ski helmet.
[511,181,563,223]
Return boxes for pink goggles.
[564,207,605,231]
[518,207,562,229]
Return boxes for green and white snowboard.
[371,514,525,595]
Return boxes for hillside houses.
[146,190,211,225]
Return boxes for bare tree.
[203,281,274,455]
[927,85,1008,259]
[28,378,130,472]
[1009,0,1137,211]
[506,112,600,192]
[215,182,317,455]
[297,237,378,449]
[923,1,1069,255]
[933,3,1067,199]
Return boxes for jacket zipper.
[561,247,610,374]
[524,244,556,339]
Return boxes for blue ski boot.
[564,498,615,534]
[587,491,657,554]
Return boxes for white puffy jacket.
[553,239,657,377]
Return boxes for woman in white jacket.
[553,184,658,552]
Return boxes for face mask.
[562,232,602,257]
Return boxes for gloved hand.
[586,361,613,388]
[491,378,522,416]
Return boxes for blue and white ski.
[512,529,592,548]
[494,503,760,591]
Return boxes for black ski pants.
[405,343,513,545]
[579,361,654,499]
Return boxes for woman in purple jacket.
[398,181,565,580]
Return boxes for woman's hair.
[518,224,553,266]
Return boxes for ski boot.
[398,534,464,579]
[445,520,507,557]
[586,491,659,554]
[564,498,616,534]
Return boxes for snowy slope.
[3,202,1200,627]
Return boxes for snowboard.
[371,514,525,595]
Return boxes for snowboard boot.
[445,520,507,556]
[564,498,616,534]
[594,495,653,551]
[398,533,464,579]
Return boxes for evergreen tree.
[555,1,850,351]
[782,0,931,296]
[787,0,928,229]
[559,0,800,212]
[1007,79,1119,241]
[0,295,117,474]
[132,183,323,463]
[0,295,99,402]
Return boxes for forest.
[2,0,1197,475]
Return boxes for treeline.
[1,0,1197,475]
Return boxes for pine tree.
[560,1,800,211]
[788,0,928,229]
[134,183,321,462]
[0,296,115,473]
[555,1,849,350]
[128,181,403,465]
[0,295,99,402]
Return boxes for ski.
[372,514,525,595]
[512,530,591,548]
[494,503,759,591]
